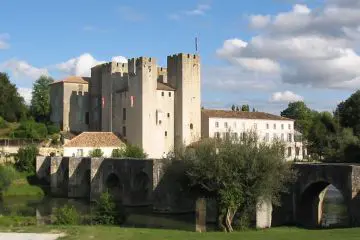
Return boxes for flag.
[130,96,135,107]
[102,97,105,108]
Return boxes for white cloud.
[18,88,32,105]
[270,91,304,103]
[216,1,360,89]
[170,4,211,20]
[118,6,144,22]
[0,33,10,49]
[55,53,127,77]
[111,56,127,63]
[0,59,48,80]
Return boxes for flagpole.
[110,75,113,132]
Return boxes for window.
[288,124,291,130]
[224,122,228,128]
[169,92,171,97]
[159,120,162,125]
[76,149,83,157]
[234,132,238,140]
[273,133,277,140]
[225,132,230,140]
[123,108,126,121]
[241,132,246,140]
[85,112,89,125]
[254,123,257,129]
[190,123,193,130]
[281,124,284,130]
[273,124,276,130]
[296,147,300,156]
[215,132,220,139]
[215,122,219,128]
[266,123,269,129]
[281,133,284,141]
[165,131,168,137]
[167,113,170,118]
[265,133,270,142]
[122,126,126,137]
[287,147,292,157]
[161,92,164,96]
[233,122,237,128]
[288,133,292,142]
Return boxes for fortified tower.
[167,53,201,147]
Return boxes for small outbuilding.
[63,132,125,157]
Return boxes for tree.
[231,105,235,111]
[89,148,104,157]
[11,120,48,139]
[281,101,314,137]
[0,72,27,122]
[111,145,147,158]
[30,75,54,122]
[15,145,39,173]
[167,133,295,232]
[252,108,256,112]
[335,90,360,137]
[236,106,240,112]
[241,105,250,112]
[93,191,127,225]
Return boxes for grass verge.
[2,174,45,198]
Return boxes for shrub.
[12,120,47,139]
[89,148,104,157]
[53,204,80,225]
[112,145,147,158]
[0,165,18,193]
[15,145,39,173]
[0,116,8,129]
[47,124,60,135]
[92,191,127,225]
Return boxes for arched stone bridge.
[275,163,360,228]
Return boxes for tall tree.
[30,75,54,122]
[281,101,314,137]
[0,72,27,122]
[236,106,240,112]
[231,104,235,111]
[241,104,250,112]
[335,90,360,137]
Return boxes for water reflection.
[321,185,349,228]
[0,197,195,231]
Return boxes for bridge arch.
[105,172,123,201]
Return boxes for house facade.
[63,132,125,157]
[201,109,306,161]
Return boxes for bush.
[0,165,18,193]
[15,145,39,173]
[92,191,127,225]
[0,116,8,129]
[112,145,147,158]
[53,204,80,225]
[47,124,60,135]
[12,120,47,139]
[89,148,104,157]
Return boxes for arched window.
[190,123,193,130]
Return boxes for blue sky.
[0,0,358,114]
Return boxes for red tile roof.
[202,109,294,121]
[63,132,125,147]
[50,76,89,85]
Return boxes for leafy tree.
[30,75,54,122]
[0,116,8,129]
[89,148,104,157]
[0,72,27,122]
[11,120,48,139]
[236,106,240,112]
[335,90,360,137]
[167,133,295,232]
[0,165,18,193]
[241,105,250,112]
[231,105,236,111]
[15,145,39,173]
[111,145,147,158]
[281,101,315,137]
[93,191,127,225]
[252,108,256,112]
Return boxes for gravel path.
[0,233,65,240]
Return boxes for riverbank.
[3,173,45,198]
[1,226,360,240]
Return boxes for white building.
[63,132,125,157]
[201,109,306,161]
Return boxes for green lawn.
[3,174,45,198]
[2,226,360,240]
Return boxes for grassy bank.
[3,173,45,198]
[1,226,360,240]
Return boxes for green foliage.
[93,191,127,225]
[89,148,104,157]
[0,72,27,122]
[0,216,37,227]
[281,101,315,138]
[336,90,360,137]
[30,75,54,122]
[231,105,235,111]
[54,204,80,225]
[47,124,60,135]
[111,145,147,158]
[0,165,18,193]
[15,145,39,173]
[167,133,295,232]
[241,104,250,112]
[12,120,48,139]
[0,116,8,129]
